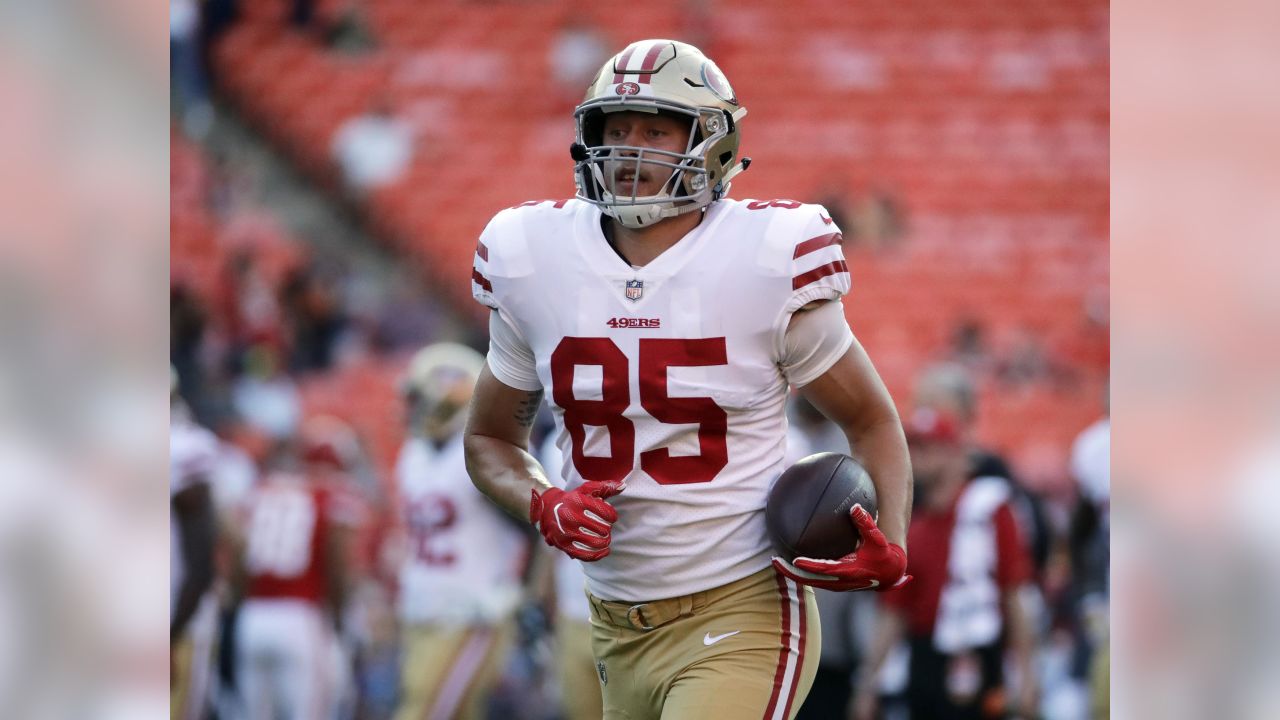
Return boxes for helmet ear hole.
[581,109,605,147]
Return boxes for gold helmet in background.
[572,39,750,229]
[402,342,485,440]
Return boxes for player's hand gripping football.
[772,504,911,591]
[530,481,626,561]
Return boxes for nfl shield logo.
[625,279,644,302]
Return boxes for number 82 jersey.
[472,198,850,602]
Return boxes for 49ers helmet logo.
[615,82,641,95]
[700,60,737,105]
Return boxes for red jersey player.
[232,433,359,720]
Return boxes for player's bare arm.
[1004,586,1039,715]
[466,363,626,561]
[512,387,543,429]
[224,513,249,604]
[323,524,353,634]
[463,364,554,520]
[770,300,912,592]
[797,329,912,549]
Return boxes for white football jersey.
[396,433,530,624]
[170,414,219,614]
[472,198,850,601]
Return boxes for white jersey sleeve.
[471,202,544,312]
[762,203,852,363]
[470,215,502,310]
[782,203,851,311]
[486,308,541,391]
[780,298,855,387]
[473,203,559,394]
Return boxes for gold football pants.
[556,617,605,720]
[393,620,515,720]
[588,566,820,720]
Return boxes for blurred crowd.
[170,123,1109,719]
[172,332,1109,720]
[171,2,1109,719]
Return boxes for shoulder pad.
[473,202,573,308]
[750,201,849,311]
[744,200,843,267]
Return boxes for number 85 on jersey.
[551,336,729,486]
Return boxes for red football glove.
[530,481,626,561]
[772,504,911,592]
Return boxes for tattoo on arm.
[513,390,543,427]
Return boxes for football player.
[392,343,533,720]
[465,40,912,720]
[231,430,358,720]
[171,376,219,720]
[854,409,1037,720]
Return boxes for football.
[765,452,879,561]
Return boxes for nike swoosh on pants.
[703,630,741,646]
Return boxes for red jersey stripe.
[791,260,849,290]
[612,46,638,83]
[472,269,493,293]
[637,42,666,83]
[792,232,842,259]
[476,241,489,262]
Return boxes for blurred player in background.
[231,430,358,720]
[536,433,604,720]
[1068,398,1109,719]
[855,409,1037,720]
[393,343,533,720]
[300,415,374,718]
[465,39,912,720]
[913,362,1051,579]
[1069,397,1110,601]
[171,370,219,720]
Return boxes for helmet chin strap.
[605,196,708,228]
[608,202,667,229]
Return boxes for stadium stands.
[172,128,407,480]
[207,0,1108,489]
[171,128,307,299]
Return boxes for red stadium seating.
[209,0,1109,489]
[298,355,408,479]
[171,128,309,303]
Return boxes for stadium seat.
[205,0,1109,488]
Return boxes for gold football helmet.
[402,342,485,440]
[571,39,750,228]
